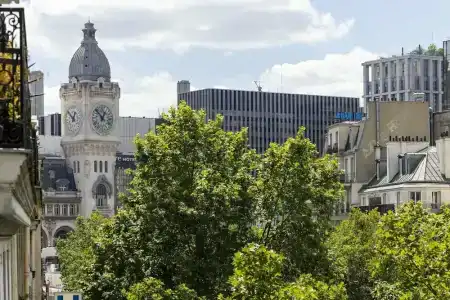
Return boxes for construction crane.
[254,81,262,92]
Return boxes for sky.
[19,0,450,117]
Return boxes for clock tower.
[60,21,120,218]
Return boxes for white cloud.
[21,0,354,57]
[44,72,181,117]
[259,47,383,98]
[45,47,380,117]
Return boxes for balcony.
[339,172,355,184]
[0,7,40,236]
[358,204,395,214]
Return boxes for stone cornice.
[62,141,118,157]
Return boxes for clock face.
[91,104,114,135]
[65,106,82,135]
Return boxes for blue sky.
[21,0,450,117]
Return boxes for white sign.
[54,292,82,300]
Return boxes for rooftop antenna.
[254,81,262,92]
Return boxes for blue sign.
[335,112,363,121]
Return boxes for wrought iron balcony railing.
[0,7,39,187]
[358,204,395,214]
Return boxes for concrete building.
[362,53,443,111]
[38,113,62,136]
[117,116,164,153]
[30,70,44,117]
[323,101,431,223]
[0,6,43,300]
[177,80,361,153]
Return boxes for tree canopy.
[57,102,342,299]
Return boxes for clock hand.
[95,109,104,121]
[68,111,75,122]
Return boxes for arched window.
[62,204,68,216]
[105,161,108,173]
[94,161,97,172]
[95,184,107,207]
[73,161,76,173]
[99,161,103,173]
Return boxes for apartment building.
[323,101,431,222]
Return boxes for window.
[73,161,76,173]
[54,204,60,216]
[77,161,80,173]
[46,204,53,215]
[409,191,421,203]
[95,184,107,207]
[432,191,441,209]
[99,161,103,173]
[69,204,75,215]
[62,204,68,216]
[396,191,401,207]
[105,161,108,173]
[94,161,97,172]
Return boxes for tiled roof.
[41,157,77,191]
[365,146,447,189]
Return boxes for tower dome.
[68,21,111,82]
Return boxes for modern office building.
[362,52,443,111]
[38,113,62,136]
[117,116,165,153]
[29,70,44,117]
[177,80,361,152]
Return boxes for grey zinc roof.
[41,157,77,192]
[69,22,111,82]
[365,146,447,189]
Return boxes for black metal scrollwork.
[0,7,28,148]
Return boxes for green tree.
[253,129,342,279]
[220,243,347,300]
[61,102,343,299]
[370,202,450,299]
[56,212,110,293]
[88,102,260,299]
[124,277,202,300]
[326,209,380,300]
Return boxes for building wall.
[117,117,158,154]
[355,101,430,183]
[38,116,162,156]
[360,184,450,209]
[39,113,62,136]
[30,71,44,117]
[179,88,360,153]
